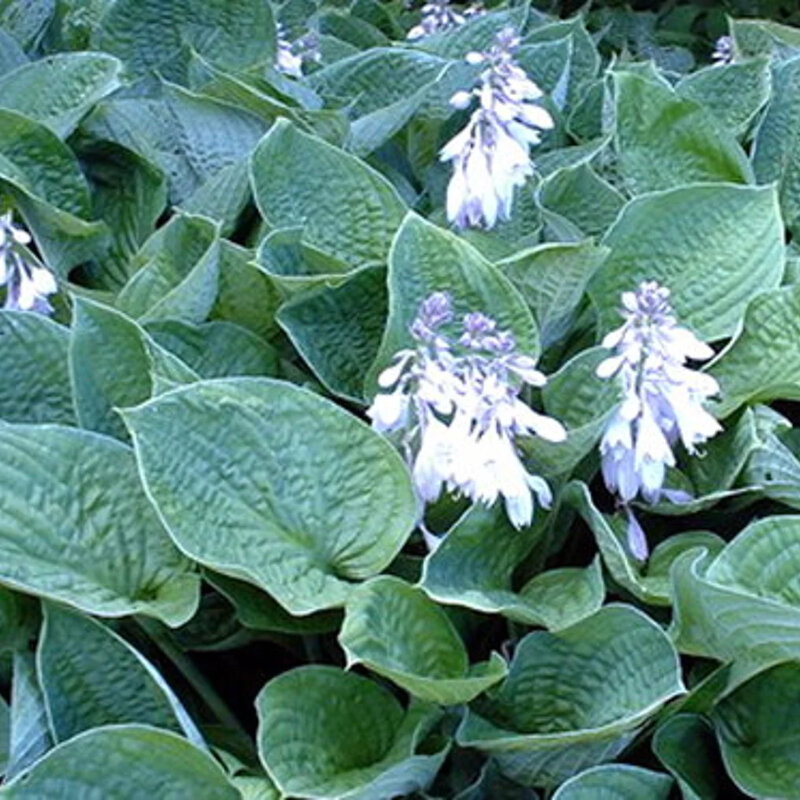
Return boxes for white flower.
[0,212,57,315]
[368,292,565,534]
[440,27,553,229]
[275,26,320,77]
[596,281,722,558]
[712,35,734,65]
[407,0,482,40]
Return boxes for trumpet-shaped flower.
[596,281,721,558]
[440,27,553,229]
[275,26,320,77]
[0,213,56,315]
[407,0,482,40]
[712,35,734,65]
[369,292,565,532]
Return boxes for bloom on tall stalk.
[596,281,721,559]
[407,0,482,40]
[369,292,566,539]
[440,27,553,229]
[275,25,320,77]
[0,212,56,314]
[711,35,734,65]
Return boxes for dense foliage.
[2,0,800,797]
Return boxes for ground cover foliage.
[1,0,800,797]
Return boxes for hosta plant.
[1,0,800,798]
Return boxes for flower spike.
[369,292,565,535]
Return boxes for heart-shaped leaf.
[123,378,417,615]
[340,576,507,704]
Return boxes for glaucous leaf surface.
[551,765,673,799]
[0,725,238,799]
[369,212,539,390]
[92,0,275,83]
[250,119,407,269]
[712,662,800,799]
[0,52,121,138]
[37,603,201,744]
[123,378,417,615]
[0,311,73,424]
[590,183,784,341]
[0,424,199,625]
[613,71,752,192]
[671,516,800,662]
[277,265,387,403]
[256,665,447,799]
[458,605,684,787]
[340,576,507,704]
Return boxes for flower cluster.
[406,0,482,40]
[711,35,734,64]
[596,282,721,558]
[369,292,566,533]
[275,26,321,78]
[0,213,57,314]
[440,27,553,229]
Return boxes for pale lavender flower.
[275,26,320,77]
[369,292,565,533]
[440,27,553,229]
[711,35,734,65]
[596,281,721,559]
[0,213,56,314]
[407,0,482,40]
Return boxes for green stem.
[135,616,247,740]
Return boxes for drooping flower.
[596,281,721,558]
[369,292,566,534]
[407,0,483,40]
[440,27,553,229]
[275,25,321,77]
[0,212,57,314]
[711,35,734,65]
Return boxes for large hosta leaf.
[713,661,800,799]
[653,714,722,800]
[116,213,220,324]
[457,605,684,787]
[752,55,800,237]
[0,725,238,798]
[250,120,407,270]
[613,71,752,192]
[675,57,771,135]
[589,183,784,341]
[37,603,197,743]
[0,312,73,425]
[69,297,198,440]
[496,241,608,351]
[369,213,538,390]
[123,378,417,615]
[0,109,107,275]
[6,651,51,781]
[93,0,275,83]
[83,85,266,208]
[339,576,507,705]
[565,481,725,606]
[421,504,603,630]
[277,265,387,403]
[671,516,800,662]
[256,666,447,799]
[709,285,800,417]
[146,320,278,380]
[0,52,121,137]
[551,765,673,800]
[0,424,199,625]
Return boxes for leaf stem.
[135,615,248,741]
